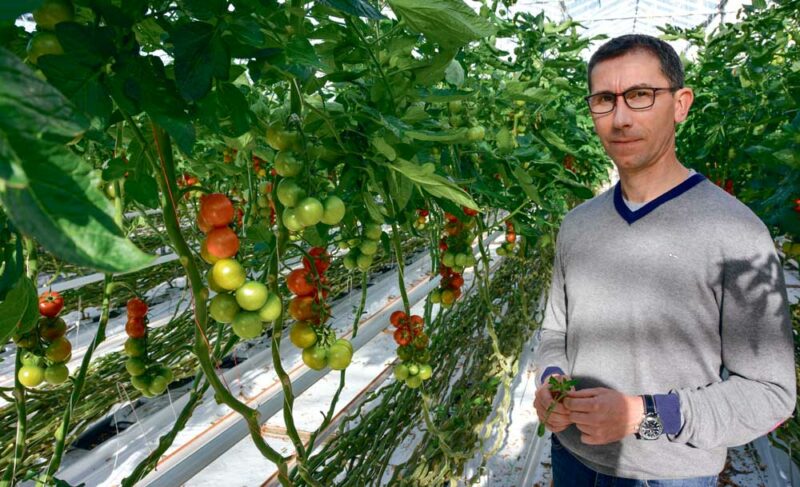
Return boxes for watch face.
[639,415,664,440]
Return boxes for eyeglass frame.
[583,86,679,114]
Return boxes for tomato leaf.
[554,176,594,200]
[285,37,325,70]
[404,127,469,143]
[387,159,477,209]
[386,0,496,49]
[171,22,230,101]
[0,276,38,346]
[319,0,384,19]
[371,136,397,161]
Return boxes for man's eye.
[628,90,649,99]
[596,94,614,103]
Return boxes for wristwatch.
[637,394,664,440]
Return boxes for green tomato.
[212,259,246,291]
[207,269,226,293]
[407,363,420,376]
[21,351,44,367]
[302,346,328,371]
[327,343,353,370]
[149,376,169,395]
[124,338,146,358]
[19,365,45,388]
[235,281,269,311]
[295,197,324,227]
[343,252,357,271]
[125,358,147,377]
[44,363,69,385]
[13,332,38,349]
[406,375,422,389]
[396,345,413,361]
[276,179,305,207]
[26,32,63,65]
[320,196,346,225]
[418,364,433,380]
[442,252,456,267]
[448,100,463,114]
[131,374,151,391]
[455,253,469,267]
[394,363,410,380]
[430,289,441,304]
[274,151,303,177]
[33,0,74,30]
[290,321,317,349]
[333,338,353,353]
[258,293,282,322]
[467,126,485,142]
[232,311,263,339]
[45,336,72,363]
[209,293,240,323]
[266,127,297,151]
[363,223,382,240]
[282,207,305,232]
[415,349,431,364]
[356,253,373,272]
[359,239,379,256]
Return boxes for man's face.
[588,50,691,172]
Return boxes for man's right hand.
[534,374,574,433]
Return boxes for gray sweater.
[534,174,796,479]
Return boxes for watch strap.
[643,394,656,415]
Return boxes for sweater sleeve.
[668,222,796,449]
[533,230,570,386]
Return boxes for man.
[533,34,796,485]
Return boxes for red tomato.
[390,310,407,327]
[444,212,458,222]
[463,207,478,217]
[506,232,517,243]
[417,209,429,217]
[127,298,148,319]
[394,327,412,346]
[197,212,213,234]
[302,247,331,275]
[439,239,448,252]
[206,227,240,259]
[200,193,234,228]
[38,291,64,318]
[125,317,146,339]
[287,268,316,297]
[450,274,464,288]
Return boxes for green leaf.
[0,276,38,345]
[285,37,324,70]
[319,0,384,19]
[387,159,477,209]
[538,128,572,154]
[405,127,469,143]
[362,192,386,222]
[555,176,594,200]
[171,22,229,101]
[512,166,541,205]
[386,0,496,48]
[444,59,465,86]
[415,88,474,103]
[0,48,88,145]
[198,83,254,137]
[371,136,397,161]
[179,0,226,20]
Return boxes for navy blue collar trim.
[614,173,706,225]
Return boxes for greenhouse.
[0,0,798,485]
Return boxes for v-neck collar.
[614,173,706,225]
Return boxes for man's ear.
[673,87,694,124]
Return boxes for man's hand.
[563,388,645,445]
[533,374,574,434]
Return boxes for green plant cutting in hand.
[537,376,578,437]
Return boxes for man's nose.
[612,95,634,129]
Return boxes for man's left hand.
[563,388,644,445]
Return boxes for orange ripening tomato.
[200,193,234,228]
[125,317,146,339]
[127,298,148,319]
[390,310,407,327]
[394,327,412,346]
[206,227,240,259]
[287,268,316,297]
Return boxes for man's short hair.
[587,34,684,91]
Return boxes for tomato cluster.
[429,210,477,308]
[123,298,173,397]
[412,208,429,231]
[268,128,346,233]
[198,193,239,262]
[390,311,432,389]
[341,221,383,272]
[495,220,517,257]
[14,291,71,388]
[252,155,267,178]
[285,248,353,370]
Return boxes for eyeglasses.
[584,87,678,114]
